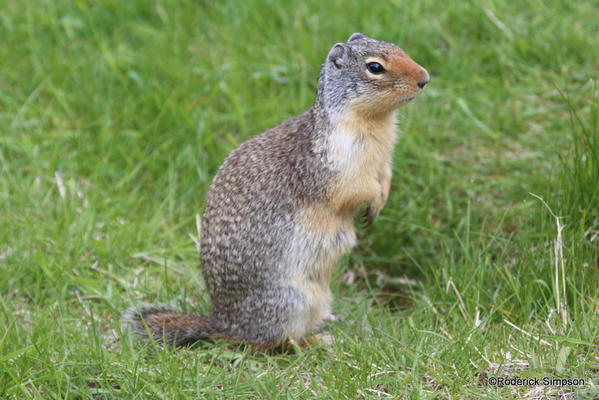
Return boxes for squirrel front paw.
[362,205,379,227]
[362,184,387,227]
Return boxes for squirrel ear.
[327,43,346,69]
[347,32,370,42]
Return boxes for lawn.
[1,0,598,398]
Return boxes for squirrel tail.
[123,305,225,346]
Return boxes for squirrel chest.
[327,111,397,216]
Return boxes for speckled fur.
[124,33,429,349]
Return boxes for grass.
[0,0,597,398]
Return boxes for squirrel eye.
[366,62,385,74]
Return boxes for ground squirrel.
[124,33,429,350]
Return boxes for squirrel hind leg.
[122,305,223,347]
[221,286,311,350]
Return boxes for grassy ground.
[1,0,598,398]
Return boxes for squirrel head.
[317,33,429,118]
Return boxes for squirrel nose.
[417,69,430,89]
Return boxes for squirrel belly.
[124,32,428,349]
[285,206,357,339]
